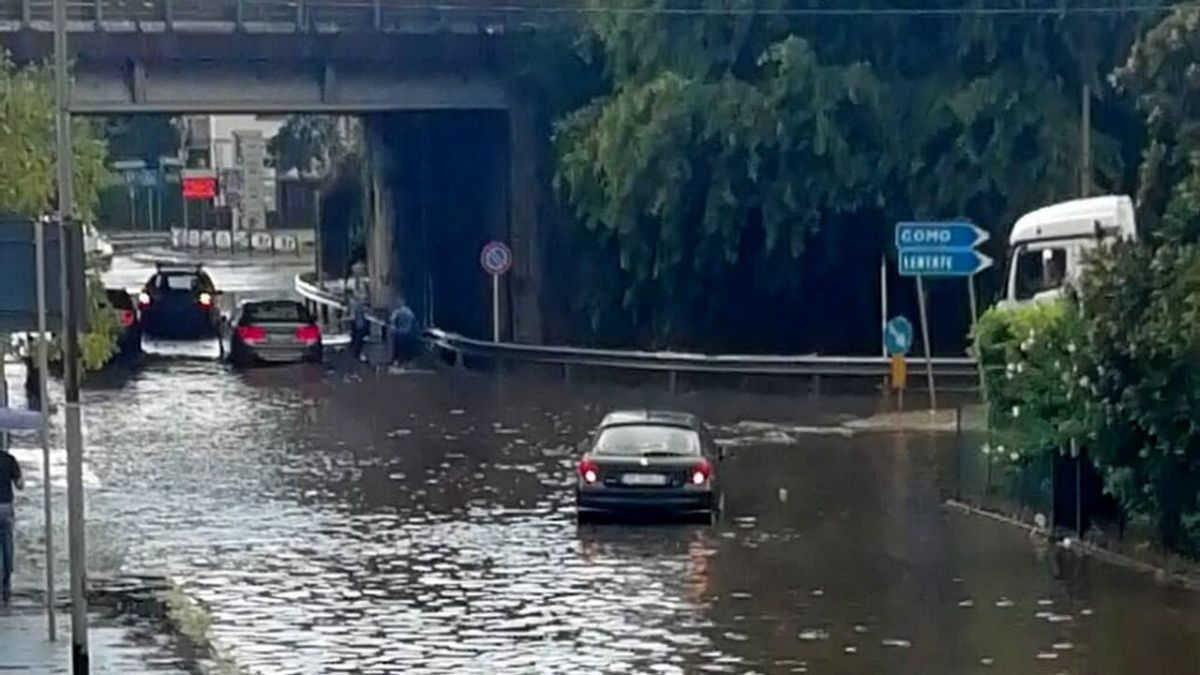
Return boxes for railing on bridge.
[0,0,559,32]
[295,272,979,388]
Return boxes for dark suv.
[137,265,221,339]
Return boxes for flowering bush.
[978,242,1200,555]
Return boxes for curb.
[944,499,1200,591]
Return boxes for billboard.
[0,216,85,333]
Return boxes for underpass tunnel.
[364,110,515,341]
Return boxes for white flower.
[981,444,992,455]
[1068,342,1077,354]
[1017,363,1026,374]
[1012,406,1021,418]
[1009,452,1020,462]
[995,445,1006,455]
[1078,376,1090,388]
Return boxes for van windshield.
[1013,246,1068,301]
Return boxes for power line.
[403,2,1177,18]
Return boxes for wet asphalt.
[2,255,1197,674]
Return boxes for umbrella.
[0,407,45,432]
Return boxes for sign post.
[895,221,993,411]
[884,316,914,411]
[480,241,512,343]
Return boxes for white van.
[1002,195,1136,306]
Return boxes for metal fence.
[0,0,559,31]
[295,272,979,386]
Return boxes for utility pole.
[1081,82,1092,198]
[52,0,90,669]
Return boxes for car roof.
[599,410,700,430]
[237,298,304,308]
[153,263,205,274]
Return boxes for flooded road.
[6,257,1200,674]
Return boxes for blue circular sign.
[480,241,512,276]
[884,316,914,356]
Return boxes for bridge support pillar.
[507,88,545,344]
[365,116,395,310]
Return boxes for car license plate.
[621,473,668,486]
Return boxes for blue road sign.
[895,221,989,250]
[884,316,914,356]
[898,249,993,277]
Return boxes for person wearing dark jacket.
[0,445,24,605]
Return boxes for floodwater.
[4,257,1199,674]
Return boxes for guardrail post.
[373,0,382,30]
[95,0,103,26]
[21,0,31,25]
[562,363,572,383]
[163,0,173,30]
[667,370,677,395]
[296,0,305,31]
[235,0,244,30]
[811,374,822,398]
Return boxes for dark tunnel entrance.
[374,110,511,340]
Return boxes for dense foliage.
[553,0,1154,350]
[0,53,119,370]
[980,243,1200,556]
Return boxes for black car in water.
[137,265,221,339]
[105,288,142,360]
[227,299,323,368]
[576,410,723,520]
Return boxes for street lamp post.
[52,0,90,670]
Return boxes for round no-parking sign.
[480,241,513,276]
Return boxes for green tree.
[0,52,118,369]
[553,0,1146,350]
[1117,3,1200,240]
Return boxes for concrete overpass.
[0,0,558,342]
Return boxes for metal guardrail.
[0,0,557,32]
[295,272,979,382]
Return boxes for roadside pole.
[967,275,988,405]
[915,276,936,411]
[880,256,888,392]
[34,218,57,641]
[53,0,90,669]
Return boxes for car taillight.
[137,292,151,308]
[578,458,600,484]
[198,292,213,307]
[237,325,266,344]
[119,310,135,327]
[690,459,713,486]
[295,324,321,345]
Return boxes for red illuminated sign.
[182,176,217,200]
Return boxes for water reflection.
[7,358,1200,674]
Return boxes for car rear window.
[243,302,311,323]
[594,425,700,457]
[153,273,206,292]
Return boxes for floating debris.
[1036,652,1059,660]
[843,645,858,655]
[980,657,995,666]
[1037,599,1055,606]
[958,599,975,608]
[386,428,412,438]
[1080,608,1094,616]
[798,629,830,642]
[995,598,1015,608]
[852,624,869,634]
[1052,642,1075,651]
[778,487,789,503]
[810,589,825,597]
[881,638,912,649]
